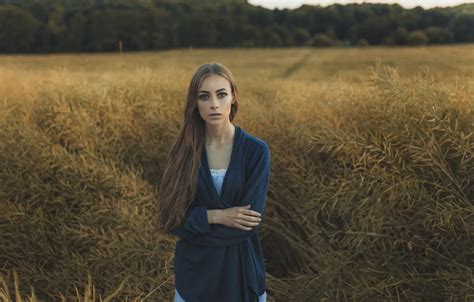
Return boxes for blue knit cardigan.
[169,124,270,302]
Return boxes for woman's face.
[197,74,235,125]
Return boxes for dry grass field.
[0,45,473,301]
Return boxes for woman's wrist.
[207,209,221,224]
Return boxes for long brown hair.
[154,62,239,235]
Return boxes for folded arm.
[169,142,270,247]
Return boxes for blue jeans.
[174,288,267,302]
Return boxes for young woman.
[154,62,270,302]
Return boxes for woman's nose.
[210,97,219,107]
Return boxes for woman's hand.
[213,205,262,231]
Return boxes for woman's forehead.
[199,74,230,91]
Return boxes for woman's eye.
[199,93,226,100]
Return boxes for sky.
[247,0,473,9]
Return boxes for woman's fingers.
[237,212,262,221]
[230,206,262,231]
[238,207,261,217]
[236,219,259,227]
[247,210,261,217]
[237,210,261,221]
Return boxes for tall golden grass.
[0,46,473,301]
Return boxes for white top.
[210,168,227,196]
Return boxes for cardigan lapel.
[200,124,241,208]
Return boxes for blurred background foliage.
[0,0,473,53]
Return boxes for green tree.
[215,16,238,47]
[239,24,259,47]
[292,27,311,45]
[248,6,273,27]
[422,9,451,28]
[310,33,337,47]
[260,26,283,47]
[288,9,313,29]
[424,26,453,44]
[83,9,152,51]
[269,24,294,46]
[449,13,474,42]
[63,13,87,51]
[176,14,217,48]
[384,27,409,45]
[0,5,40,52]
[399,7,423,31]
[407,30,429,45]
[147,8,173,49]
[356,38,369,47]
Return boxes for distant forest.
[0,0,473,53]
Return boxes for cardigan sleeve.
[168,206,212,238]
[210,142,270,240]
[169,142,270,246]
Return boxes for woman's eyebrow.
[199,88,227,93]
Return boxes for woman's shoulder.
[238,125,269,153]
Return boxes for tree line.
[0,0,473,53]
